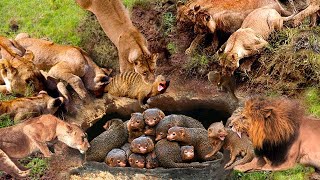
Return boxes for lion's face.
[57,123,90,154]
[133,53,157,83]
[220,53,239,75]
[0,56,44,95]
[194,11,215,34]
[228,107,251,135]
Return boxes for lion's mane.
[244,96,304,165]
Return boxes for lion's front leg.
[0,149,30,178]
[185,34,205,55]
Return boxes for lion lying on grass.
[15,33,109,100]
[220,8,294,76]
[75,0,157,83]
[0,114,90,178]
[229,96,320,171]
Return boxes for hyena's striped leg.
[0,149,30,178]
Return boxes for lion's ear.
[194,5,200,12]
[176,1,184,8]
[128,49,139,63]
[263,108,273,119]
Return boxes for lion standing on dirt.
[75,0,157,83]
[229,96,320,171]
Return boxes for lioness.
[177,0,292,54]
[229,97,320,172]
[15,34,109,100]
[0,36,25,60]
[220,8,294,76]
[0,114,90,178]
[0,91,63,122]
[75,0,157,83]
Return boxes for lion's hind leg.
[0,149,30,178]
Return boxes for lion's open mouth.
[231,126,242,138]
[158,82,166,92]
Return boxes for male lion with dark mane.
[229,96,320,171]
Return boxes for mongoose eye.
[136,160,139,163]
[172,133,176,136]
[117,160,120,163]
[138,145,141,148]
[218,129,222,133]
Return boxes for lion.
[177,0,292,55]
[220,8,295,76]
[0,52,45,95]
[0,114,90,178]
[0,36,25,60]
[229,96,320,172]
[15,33,110,100]
[0,91,64,122]
[75,0,157,83]
[290,0,320,27]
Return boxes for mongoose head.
[220,53,239,76]
[167,126,186,142]
[151,75,170,96]
[181,145,194,161]
[208,121,228,141]
[105,149,127,167]
[129,153,145,168]
[129,113,145,131]
[144,125,155,136]
[143,108,165,127]
[146,151,159,169]
[130,136,154,154]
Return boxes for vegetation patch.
[304,87,320,117]
[20,156,49,180]
[0,115,14,128]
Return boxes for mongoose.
[155,139,208,168]
[130,136,154,154]
[206,121,254,169]
[143,108,165,136]
[121,143,132,159]
[155,115,205,141]
[207,71,238,102]
[128,153,145,168]
[86,119,128,162]
[104,148,127,167]
[127,113,145,143]
[146,151,159,169]
[104,71,170,109]
[167,127,217,161]
[181,145,195,161]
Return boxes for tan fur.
[221,8,294,76]
[291,0,320,27]
[105,71,169,109]
[127,113,145,143]
[0,52,44,95]
[0,91,63,122]
[206,121,254,169]
[230,97,320,172]
[15,35,109,100]
[75,0,157,83]
[0,36,25,60]
[177,0,291,54]
[105,148,127,167]
[0,114,90,178]
[130,136,154,154]
[181,145,195,161]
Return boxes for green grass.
[0,0,87,45]
[231,164,314,180]
[305,88,320,117]
[0,114,14,128]
[123,0,150,10]
[23,157,49,180]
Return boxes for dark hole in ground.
[86,108,231,142]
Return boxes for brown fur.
[130,136,154,154]
[155,114,204,141]
[227,107,250,134]
[105,148,127,167]
[155,139,208,168]
[291,0,320,27]
[128,153,145,168]
[86,119,128,162]
[207,71,238,102]
[206,121,254,169]
[143,108,165,136]
[75,0,157,83]
[167,126,217,161]
[127,113,145,143]
[177,0,291,54]
[105,71,169,109]
[181,145,195,161]
[0,91,63,122]
[0,114,89,178]
[0,36,25,60]
[146,151,159,169]
[231,97,320,172]
[15,34,109,100]
[0,52,45,95]
[221,8,294,76]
